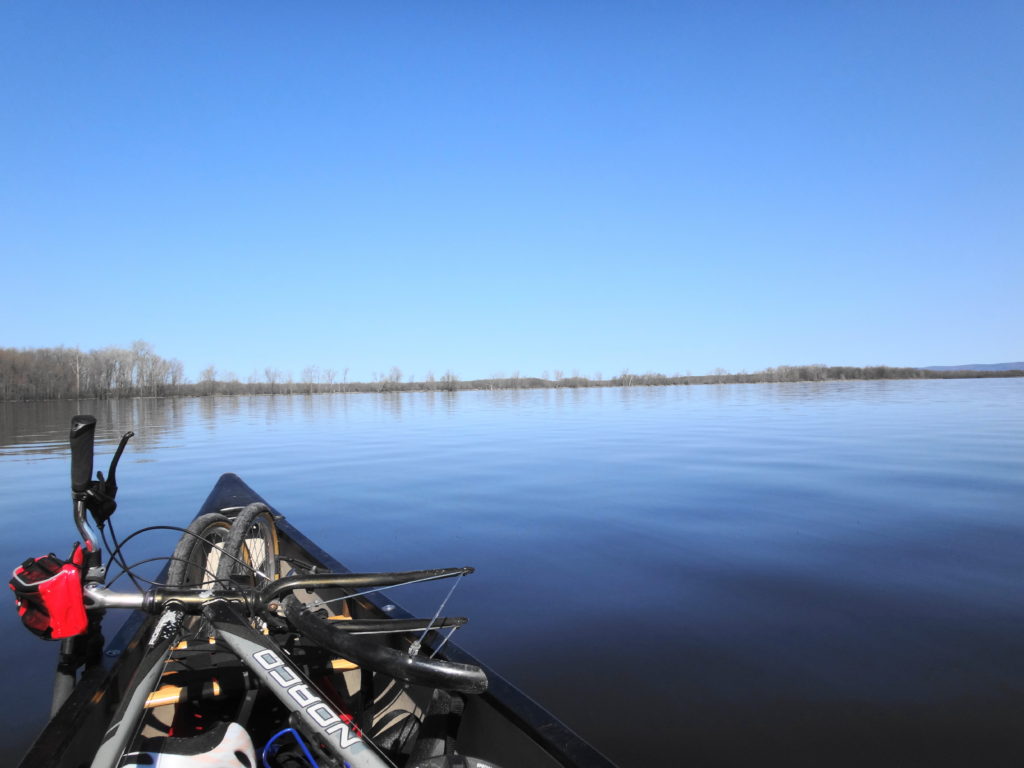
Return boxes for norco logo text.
[253,649,361,748]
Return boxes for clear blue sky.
[2,2,1020,382]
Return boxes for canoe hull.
[19,473,617,768]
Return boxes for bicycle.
[12,416,503,768]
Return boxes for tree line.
[1,343,1020,402]
[0,342,185,401]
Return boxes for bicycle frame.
[90,594,395,768]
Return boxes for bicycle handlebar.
[258,567,474,607]
[83,585,248,612]
[83,568,473,615]
[82,573,489,694]
[284,594,488,694]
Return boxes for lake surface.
[1,378,1023,766]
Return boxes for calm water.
[1,379,1023,766]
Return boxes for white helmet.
[120,721,256,768]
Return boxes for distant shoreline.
[2,342,1021,403]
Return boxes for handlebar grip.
[70,415,97,493]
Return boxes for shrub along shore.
[1,343,1020,401]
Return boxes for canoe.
[18,473,619,768]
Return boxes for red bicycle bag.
[9,546,87,640]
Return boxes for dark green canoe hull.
[19,473,617,768]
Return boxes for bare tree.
[264,367,280,394]
[440,370,459,392]
[199,365,217,396]
[302,365,320,395]
[386,366,402,392]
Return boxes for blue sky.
[2,2,1021,382]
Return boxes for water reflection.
[0,398,192,458]
[1,380,1011,459]
[377,392,404,420]
[1,379,1023,766]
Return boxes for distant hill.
[924,362,1024,372]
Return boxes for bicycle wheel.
[167,512,233,587]
[215,502,279,587]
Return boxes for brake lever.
[86,431,135,526]
[104,430,135,501]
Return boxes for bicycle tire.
[215,502,279,586]
[167,512,233,587]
